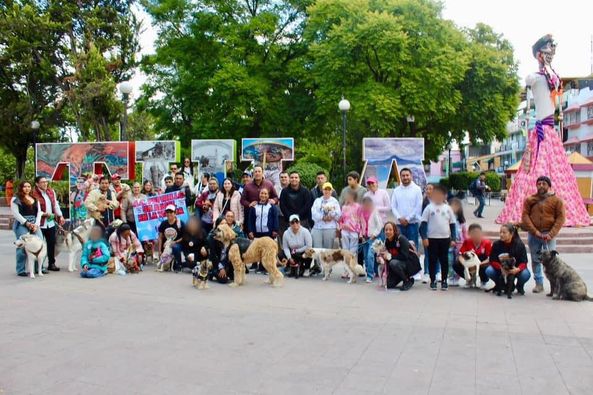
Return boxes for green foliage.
[439,177,450,189]
[50,181,70,204]
[0,147,36,183]
[286,162,328,189]
[484,172,501,193]
[447,171,502,192]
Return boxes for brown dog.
[303,248,366,284]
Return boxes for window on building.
[587,142,593,156]
[566,111,582,126]
[566,144,578,154]
[587,105,593,120]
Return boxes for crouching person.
[109,223,144,273]
[452,224,492,289]
[280,214,313,278]
[383,222,421,290]
[80,226,110,278]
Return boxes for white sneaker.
[413,272,422,281]
[480,281,489,290]
[365,278,373,283]
[449,277,459,287]
[422,273,429,284]
[436,272,442,282]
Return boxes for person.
[157,204,185,272]
[181,216,208,270]
[452,224,492,289]
[448,197,467,287]
[240,165,279,211]
[194,172,210,196]
[311,182,341,250]
[207,217,233,283]
[420,185,456,291]
[276,171,290,198]
[11,181,43,277]
[496,34,589,227]
[472,172,489,218]
[521,176,565,293]
[142,180,156,197]
[167,172,192,209]
[383,222,420,290]
[363,176,390,223]
[391,168,423,248]
[485,224,531,295]
[247,188,279,240]
[224,210,245,238]
[161,163,179,192]
[84,176,119,229]
[80,225,111,278]
[181,157,195,191]
[213,177,243,226]
[422,183,434,212]
[120,182,146,234]
[339,171,367,205]
[195,177,219,234]
[33,176,65,272]
[70,177,89,226]
[338,189,364,258]
[110,174,128,221]
[280,214,313,277]
[5,177,14,206]
[361,196,383,282]
[311,171,337,201]
[421,183,436,283]
[280,171,313,230]
[163,175,174,192]
[108,223,144,271]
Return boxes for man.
[240,165,279,210]
[473,172,490,218]
[224,210,245,238]
[110,174,128,221]
[161,163,180,191]
[281,214,313,277]
[33,176,65,271]
[280,171,313,230]
[85,176,119,228]
[238,170,252,194]
[166,172,193,208]
[311,171,337,200]
[339,171,367,205]
[158,204,186,272]
[277,171,290,197]
[522,176,565,293]
[391,168,423,248]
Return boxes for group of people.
[11,162,566,297]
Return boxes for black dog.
[498,257,517,299]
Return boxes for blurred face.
[316,174,327,187]
[450,200,461,214]
[223,179,232,192]
[174,174,184,186]
[362,199,374,211]
[253,167,263,181]
[384,223,395,240]
[259,188,269,202]
[500,226,512,243]
[432,189,446,204]
[90,227,102,241]
[280,173,289,186]
[537,180,549,195]
[224,211,235,224]
[289,173,300,187]
[469,228,483,245]
[367,181,377,191]
[36,177,49,191]
[347,176,358,187]
[100,179,110,191]
[400,171,412,186]
[323,187,332,198]
[188,218,200,234]
[345,191,355,204]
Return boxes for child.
[339,190,364,257]
[452,223,492,289]
[420,185,456,291]
[360,196,383,282]
[447,197,467,287]
[247,188,279,274]
[80,225,111,278]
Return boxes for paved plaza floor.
[2,230,593,395]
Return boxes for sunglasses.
[290,220,299,224]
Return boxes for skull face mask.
[539,40,556,65]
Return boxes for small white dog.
[14,234,47,279]
[56,218,95,272]
[372,239,391,288]
[458,251,481,288]
[157,238,174,272]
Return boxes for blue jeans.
[475,195,485,216]
[397,223,419,249]
[13,221,44,275]
[172,243,183,271]
[80,268,105,278]
[527,234,556,285]
[362,240,375,280]
[485,266,531,291]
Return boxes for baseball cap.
[111,173,121,180]
[165,204,176,212]
[289,214,300,223]
[367,176,378,184]
[242,170,252,177]
[322,182,333,190]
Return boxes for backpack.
[469,179,479,195]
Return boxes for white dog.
[157,238,175,272]
[14,234,47,279]
[372,239,392,288]
[458,251,481,288]
[56,218,95,272]
[303,248,365,284]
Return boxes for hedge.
[286,162,329,189]
[446,171,501,193]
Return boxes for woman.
[81,225,111,278]
[213,177,243,226]
[311,182,341,249]
[485,224,531,296]
[383,222,421,290]
[121,182,146,234]
[247,188,279,240]
[182,216,208,270]
[11,181,43,276]
[363,177,391,223]
[109,223,144,272]
[195,177,220,234]
[361,196,383,282]
[142,181,156,197]
[70,177,89,226]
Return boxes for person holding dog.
[521,176,565,294]
[452,223,492,289]
[181,216,208,270]
[84,176,119,229]
[157,204,186,272]
[109,223,144,272]
[311,182,342,251]
[485,224,531,295]
[383,222,421,290]
[33,176,65,272]
[281,214,313,278]
[80,225,110,278]
[11,181,44,277]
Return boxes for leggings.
[427,238,450,283]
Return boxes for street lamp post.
[31,120,40,148]
[338,97,351,175]
[406,115,415,135]
[118,81,133,141]
[447,143,452,176]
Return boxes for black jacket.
[385,235,421,276]
[280,185,313,222]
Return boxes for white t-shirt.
[421,203,456,239]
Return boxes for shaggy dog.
[372,240,391,288]
[499,257,517,299]
[157,238,174,272]
[458,251,481,288]
[56,218,95,272]
[540,250,593,302]
[14,234,47,279]
[192,260,213,289]
[213,224,283,287]
[302,248,366,284]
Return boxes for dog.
[142,241,156,266]
[156,238,174,272]
[303,248,366,284]
[14,234,47,279]
[372,240,391,288]
[458,251,481,288]
[56,218,95,272]
[540,250,593,302]
[499,256,517,299]
[213,224,283,287]
[192,260,213,289]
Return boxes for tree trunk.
[14,147,28,180]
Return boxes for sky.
[128,0,593,97]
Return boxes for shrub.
[484,172,501,192]
[286,162,329,189]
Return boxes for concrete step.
[483,230,593,254]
